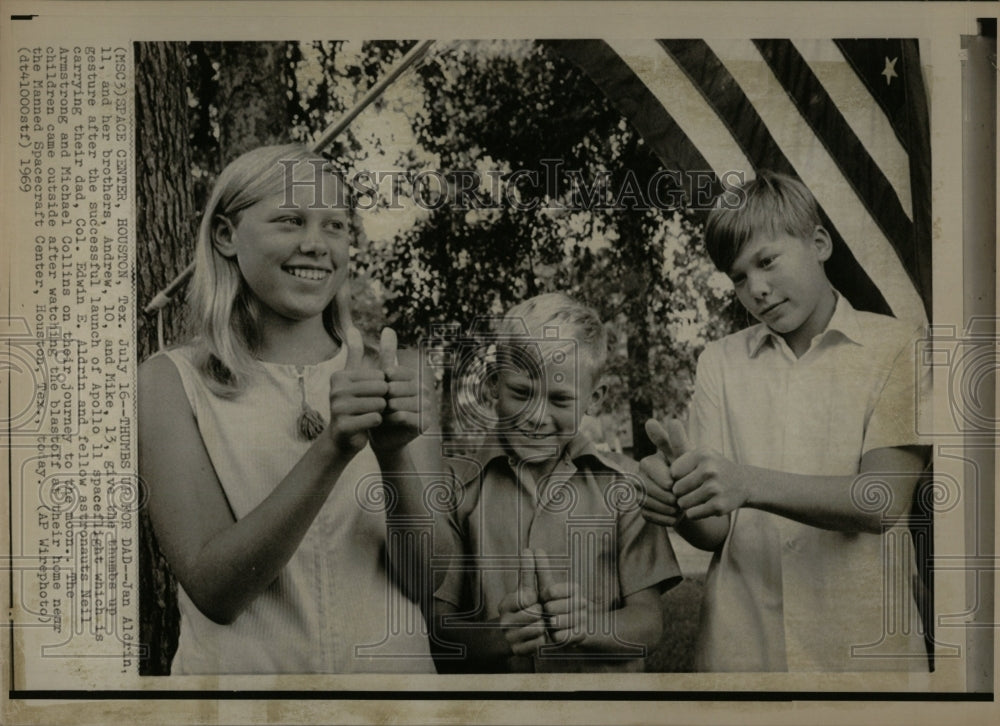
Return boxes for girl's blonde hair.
[189,144,360,396]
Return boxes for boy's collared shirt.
[690,293,930,672]
[435,433,682,672]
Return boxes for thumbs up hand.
[670,434,748,521]
[638,418,690,527]
[532,548,598,648]
[326,326,387,455]
[498,550,548,658]
[368,326,429,456]
[641,417,750,522]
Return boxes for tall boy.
[640,171,930,672]
[433,293,680,673]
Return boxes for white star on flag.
[882,56,899,85]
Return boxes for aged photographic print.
[134,35,935,677]
[2,2,996,725]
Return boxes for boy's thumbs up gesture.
[498,550,548,659]
[641,418,750,523]
[638,418,690,527]
[327,326,388,455]
[533,548,597,648]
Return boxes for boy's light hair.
[188,144,360,396]
[496,293,608,381]
[704,170,821,273]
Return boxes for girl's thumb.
[345,326,365,369]
[379,327,398,370]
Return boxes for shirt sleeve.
[863,325,930,454]
[688,342,726,452]
[432,459,470,608]
[617,501,683,599]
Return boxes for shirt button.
[784,538,798,552]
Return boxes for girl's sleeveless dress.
[161,345,434,674]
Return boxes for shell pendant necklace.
[265,334,336,441]
[292,338,339,441]
[295,367,326,441]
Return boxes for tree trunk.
[216,42,292,165]
[616,135,659,461]
[623,269,655,460]
[135,41,197,675]
[135,40,293,675]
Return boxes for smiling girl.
[138,145,438,674]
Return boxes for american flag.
[546,39,932,326]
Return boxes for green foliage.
[362,40,736,438]
[173,39,739,444]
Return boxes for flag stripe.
[603,39,754,183]
[754,39,919,290]
[792,39,913,218]
[659,40,791,173]
[545,40,716,178]
[659,38,897,319]
[701,38,926,325]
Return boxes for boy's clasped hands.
[639,419,752,525]
[498,549,602,658]
[325,326,430,456]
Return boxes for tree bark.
[621,227,655,461]
[616,137,658,461]
[216,42,292,165]
[135,41,197,675]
